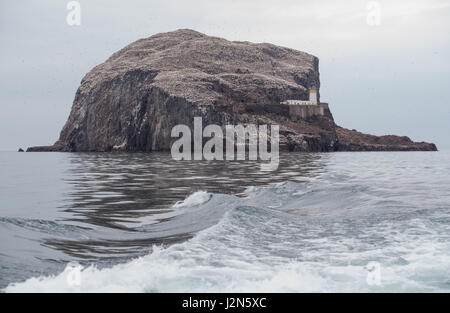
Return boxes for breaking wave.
[5,176,450,292]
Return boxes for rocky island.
[27,29,437,152]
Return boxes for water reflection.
[45,152,327,263]
[61,152,327,228]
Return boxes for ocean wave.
[4,181,450,292]
[173,191,212,208]
[4,153,450,295]
[0,217,85,235]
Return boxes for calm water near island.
[1,151,450,292]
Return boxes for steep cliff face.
[27,29,436,152]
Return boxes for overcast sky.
[1,0,449,150]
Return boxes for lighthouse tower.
[309,87,318,104]
[279,86,321,105]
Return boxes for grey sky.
[1,0,449,150]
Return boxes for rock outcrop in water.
[27,29,437,152]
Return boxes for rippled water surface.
[1,151,449,292]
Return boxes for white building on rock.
[281,88,318,105]
[280,87,329,119]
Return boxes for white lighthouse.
[309,88,318,104]
[280,87,319,105]
[279,86,328,119]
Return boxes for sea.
[1,151,449,292]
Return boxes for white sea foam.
[5,235,449,293]
[173,191,211,208]
[5,198,450,293]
